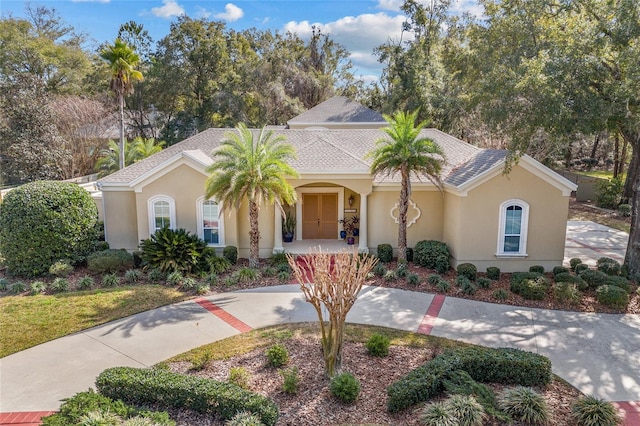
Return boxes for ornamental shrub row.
[414,240,450,273]
[386,346,551,412]
[95,367,278,425]
[510,273,550,300]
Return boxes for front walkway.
[564,220,628,266]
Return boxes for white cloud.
[151,0,185,18]
[451,0,485,18]
[214,3,244,22]
[376,0,403,11]
[195,6,212,19]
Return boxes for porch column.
[273,205,284,254]
[358,193,369,254]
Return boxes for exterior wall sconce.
[348,194,354,207]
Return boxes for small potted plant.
[339,217,357,244]
[351,215,360,237]
[282,213,295,243]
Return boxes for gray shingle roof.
[99,127,499,188]
[287,96,386,125]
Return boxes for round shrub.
[87,249,134,274]
[511,276,549,300]
[407,273,420,286]
[49,260,74,278]
[457,263,477,281]
[553,282,581,305]
[605,275,631,292]
[223,246,238,264]
[265,344,289,367]
[414,240,450,273]
[569,258,583,271]
[366,333,390,357]
[498,386,548,425]
[228,367,251,390]
[486,267,501,280]
[0,181,99,277]
[476,277,492,289]
[330,372,360,403]
[572,396,620,426]
[579,269,609,289]
[373,263,387,277]
[575,263,589,274]
[529,265,545,274]
[553,266,569,277]
[406,247,414,263]
[377,244,393,263]
[596,285,629,308]
[596,257,621,276]
[280,367,300,395]
[493,288,508,301]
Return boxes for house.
[99,97,577,272]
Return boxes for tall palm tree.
[99,38,143,170]
[205,124,299,268]
[369,110,445,263]
[95,137,163,178]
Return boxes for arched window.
[197,197,224,246]
[148,195,175,234]
[497,199,529,256]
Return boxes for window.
[148,195,175,234]
[497,199,529,256]
[197,197,224,246]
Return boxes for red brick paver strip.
[195,298,253,333]
[0,411,56,425]
[417,294,446,335]
[614,401,640,426]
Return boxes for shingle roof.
[287,96,386,125]
[99,127,500,188]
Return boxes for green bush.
[498,386,548,425]
[596,257,621,276]
[493,288,508,301]
[596,285,629,308]
[617,203,631,217]
[49,260,74,278]
[377,244,393,262]
[442,370,503,420]
[209,256,232,274]
[458,277,478,295]
[147,268,165,283]
[373,263,387,277]
[94,241,110,251]
[444,394,486,426]
[0,181,99,277]
[407,273,420,286]
[605,275,631,292]
[575,263,589,274]
[96,367,278,425]
[510,273,549,300]
[554,282,582,305]
[570,258,583,271]
[386,346,552,412]
[181,277,198,290]
[280,366,300,395]
[225,411,264,426]
[366,333,390,357]
[396,261,408,277]
[384,269,397,281]
[553,266,569,276]
[50,277,70,293]
[554,272,589,290]
[41,389,175,426]
[265,344,289,367]
[269,252,287,266]
[0,278,8,292]
[30,281,47,295]
[102,273,119,287]
[414,240,450,273]
[486,267,501,280]
[457,263,477,281]
[223,246,238,264]
[595,177,623,209]
[228,367,251,389]
[124,269,143,284]
[420,400,457,426]
[330,372,360,403]
[87,249,134,274]
[140,228,207,274]
[579,269,609,289]
[77,275,95,290]
[529,265,545,274]
[10,281,26,294]
[232,267,261,283]
[131,250,144,269]
[406,247,414,263]
[427,274,442,285]
[436,279,450,292]
[476,277,492,289]
[572,396,621,426]
[195,283,210,295]
[166,271,184,286]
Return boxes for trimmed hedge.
[486,267,501,280]
[510,273,550,300]
[387,346,552,412]
[596,257,621,276]
[554,272,588,291]
[552,266,569,277]
[377,244,393,263]
[457,263,477,281]
[87,249,134,274]
[0,181,99,277]
[96,367,278,425]
[605,275,631,292]
[414,240,450,273]
[579,269,609,289]
[596,285,629,308]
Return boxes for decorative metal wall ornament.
[390,199,421,227]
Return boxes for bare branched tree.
[287,248,378,377]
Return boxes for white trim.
[496,199,529,257]
[295,187,345,240]
[148,195,176,233]
[196,196,225,247]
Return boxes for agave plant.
[140,228,207,274]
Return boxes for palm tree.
[205,124,299,268]
[99,38,143,170]
[95,137,163,178]
[369,110,445,263]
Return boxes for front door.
[302,193,338,239]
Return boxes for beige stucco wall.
[445,165,569,272]
[368,189,444,254]
[103,190,138,250]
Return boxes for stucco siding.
[235,201,275,258]
[103,191,138,251]
[449,165,569,272]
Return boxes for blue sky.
[1,0,482,81]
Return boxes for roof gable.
[287,96,386,126]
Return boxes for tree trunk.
[619,128,640,278]
[613,132,620,178]
[118,93,125,170]
[397,167,410,263]
[588,132,601,169]
[248,199,260,268]
[622,135,639,204]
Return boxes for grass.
[0,285,190,357]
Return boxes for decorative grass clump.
[498,386,549,425]
[407,273,421,286]
[232,267,261,283]
[101,273,119,288]
[571,396,621,426]
[50,277,70,293]
[228,366,251,389]
[330,372,361,403]
[30,281,47,295]
[445,394,486,426]
[124,269,143,284]
[476,277,492,289]
[77,275,95,290]
[225,411,263,426]
[493,289,508,301]
[373,263,387,277]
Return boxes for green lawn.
[0,285,191,358]
[576,170,626,180]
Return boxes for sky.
[1,0,483,81]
